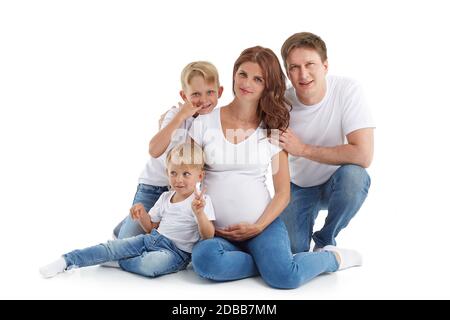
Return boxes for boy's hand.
[191,185,207,216]
[130,203,148,221]
[178,101,203,119]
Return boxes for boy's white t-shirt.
[189,108,281,229]
[138,107,194,187]
[287,75,375,187]
[149,190,215,253]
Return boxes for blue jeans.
[280,164,371,253]
[64,229,191,277]
[113,184,168,239]
[191,218,338,289]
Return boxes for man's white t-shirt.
[287,75,375,187]
[138,107,194,187]
[149,190,215,253]
[189,108,281,229]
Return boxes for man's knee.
[334,164,371,194]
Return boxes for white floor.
[4,197,450,300]
[5,244,450,300]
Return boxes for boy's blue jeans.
[191,218,339,289]
[280,164,371,253]
[113,184,168,239]
[64,229,191,277]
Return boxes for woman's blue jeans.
[280,164,371,253]
[191,218,339,289]
[64,230,191,277]
[113,184,168,239]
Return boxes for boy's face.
[167,163,203,198]
[180,75,223,115]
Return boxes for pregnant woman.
[189,46,362,289]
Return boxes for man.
[278,32,375,253]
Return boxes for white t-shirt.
[287,75,375,187]
[149,191,215,253]
[138,107,194,186]
[189,108,282,229]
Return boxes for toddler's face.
[167,163,203,198]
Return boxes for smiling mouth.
[239,88,253,94]
[299,80,313,86]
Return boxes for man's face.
[286,47,328,105]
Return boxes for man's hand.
[273,128,306,157]
[215,223,263,241]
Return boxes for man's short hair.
[281,32,328,69]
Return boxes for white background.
[1,0,450,299]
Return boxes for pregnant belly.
[205,177,271,229]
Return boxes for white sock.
[39,257,67,278]
[323,245,363,271]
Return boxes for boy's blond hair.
[166,141,205,170]
[180,61,220,91]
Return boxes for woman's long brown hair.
[232,46,291,137]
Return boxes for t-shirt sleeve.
[160,106,179,129]
[268,138,283,158]
[149,192,166,222]
[342,81,375,136]
[202,195,216,221]
[188,116,205,147]
[160,106,190,153]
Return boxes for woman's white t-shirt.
[189,108,281,229]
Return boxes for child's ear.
[179,90,188,102]
[217,86,224,98]
[199,171,205,181]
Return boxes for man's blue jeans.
[64,229,191,277]
[191,218,338,289]
[113,184,168,239]
[280,164,371,253]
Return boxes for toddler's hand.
[191,184,207,216]
[130,203,147,221]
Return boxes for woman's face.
[234,62,265,102]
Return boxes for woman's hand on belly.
[215,223,263,241]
